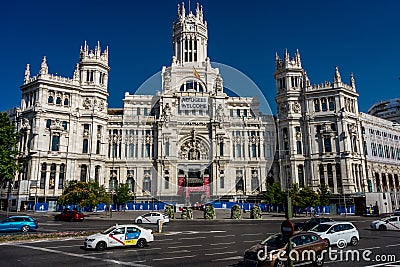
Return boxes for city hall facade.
[2,3,400,212]
[4,4,274,210]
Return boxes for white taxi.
[135,212,170,224]
[370,216,400,231]
[84,224,154,250]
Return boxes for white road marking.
[178,236,206,240]
[241,233,265,236]
[213,235,235,238]
[12,244,151,267]
[201,246,228,251]
[243,240,258,243]
[167,244,202,249]
[152,255,196,261]
[386,244,400,247]
[205,250,237,256]
[210,230,226,233]
[363,260,400,267]
[210,242,236,246]
[359,246,381,250]
[154,238,173,242]
[212,255,242,262]
[164,250,190,254]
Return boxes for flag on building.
[193,67,200,79]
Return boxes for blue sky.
[1,0,399,114]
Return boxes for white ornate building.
[2,3,275,210]
[274,50,400,210]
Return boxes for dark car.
[244,232,326,267]
[294,217,334,231]
[0,216,38,232]
[55,210,85,222]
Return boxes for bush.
[231,204,242,219]
[250,205,262,219]
[165,204,175,219]
[203,204,216,220]
[181,206,193,220]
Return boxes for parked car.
[0,216,38,232]
[394,209,400,216]
[370,216,400,231]
[135,212,169,224]
[294,217,335,231]
[55,209,84,222]
[244,232,326,267]
[309,222,359,247]
[84,224,154,250]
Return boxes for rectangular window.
[219,142,224,156]
[296,141,302,154]
[82,139,89,153]
[40,163,47,189]
[164,176,169,189]
[324,137,332,153]
[165,142,170,156]
[58,164,65,189]
[51,134,60,151]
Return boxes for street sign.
[281,219,294,237]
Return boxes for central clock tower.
[172,2,208,65]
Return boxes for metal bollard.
[157,220,163,233]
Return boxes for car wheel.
[350,236,359,246]
[324,239,330,248]
[274,259,287,267]
[96,241,107,251]
[137,238,147,248]
[379,225,386,231]
[137,219,142,224]
[21,225,30,233]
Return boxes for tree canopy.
[263,182,285,205]
[0,112,19,184]
[116,183,133,205]
[58,181,111,208]
[318,183,332,206]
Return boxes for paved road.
[1,212,399,267]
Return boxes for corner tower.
[172,2,208,65]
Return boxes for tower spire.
[24,64,30,84]
[350,72,355,89]
[334,66,342,83]
[40,56,48,75]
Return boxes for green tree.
[116,183,132,209]
[58,181,111,209]
[0,112,19,185]
[298,186,319,210]
[263,182,285,208]
[318,183,332,206]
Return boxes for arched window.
[56,97,61,105]
[48,95,54,104]
[298,165,304,188]
[127,177,135,192]
[251,144,257,158]
[59,164,65,189]
[319,164,325,185]
[49,163,56,189]
[40,163,47,189]
[64,98,69,106]
[82,139,89,153]
[314,99,320,112]
[143,177,151,192]
[80,165,87,182]
[109,177,118,191]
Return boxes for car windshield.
[101,226,117,234]
[311,224,331,232]
[260,234,288,248]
